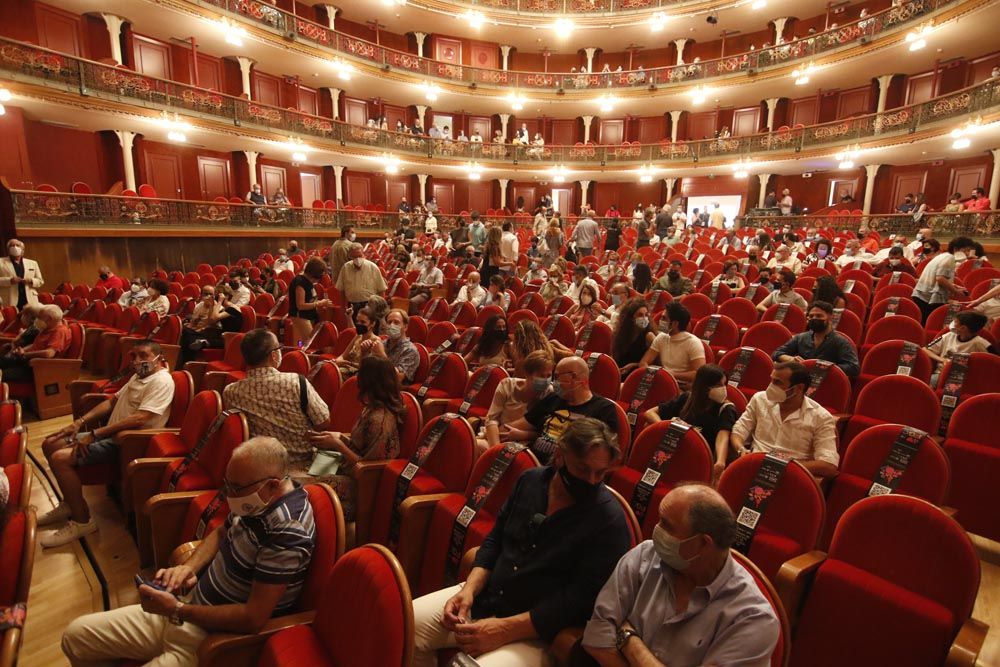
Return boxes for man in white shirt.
[500,222,520,272]
[596,252,624,281]
[37,341,175,546]
[756,269,808,313]
[640,302,706,387]
[906,228,932,262]
[601,281,630,329]
[926,311,993,387]
[766,245,802,275]
[470,131,484,143]
[408,255,444,314]
[428,125,442,139]
[730,361,839,479]
[572,214,601,257]
[456,272,487,308]
[566,266,600,305]
[456,131,469,142]
[424,213,438,234]
[779,189,793,216]
[273,249,295,273]
[912,236,975,322]
[336,244,388,315]
[227,274,252,308]
[835,239,876,268]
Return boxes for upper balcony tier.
[3,35,998,174]
[138,0,962,93]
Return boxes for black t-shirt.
[605,227,621,251]
[525,394,620,464]
[288,274,316,321]
[655,392,738,447]
[613,331,650,368]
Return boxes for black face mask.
[99,273,108,281]
[494,329,508,339]
[667,270,680,280]
[356,323,369,335]
[923,246,932,254]
[807,319,828,333]
[558,465,602,504]
[229,281,240,290]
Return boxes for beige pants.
[62,603,208,667]
[412,584,553,667]
[289,317,314,346]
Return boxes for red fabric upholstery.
[718,454,824,582]
[0,511,26,605]
[934,351,1000,399]
[718,347,774,402]
[841,376,940,456]
[679,293,716,323]
[0,402,20,435]
[692,314,740,358]
[741,322,792,357]
[790,495,980,667]
[585,353,622,401]
[761,303,806,334]
[329,377,361,434]
[147,391,222,458]
[800,359,851,414]
[943,394,1000,540]
[157,411,246,493]
[0,431,24,466]
[412,445,539,596]
[426,322,458,350]
[309,361,342,415]
[860,316,925,361]
[575,321,613,355]
[368,416,476,546]
[443,365,509,419]
[3,463,24,508]
[259,545,411,667]
[406,353,468,402]
[617,367,679,441]
[540,315,577,349]
[732,551,789,667]
[717,298,759,331]
[608,420,713,538]
[204,333,246,373]
[831,307,863,346]
[868,296,922,323]
[855,339,933,407]
[821,424,950,548]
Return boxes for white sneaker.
[40,519,98,548]
[37,502,72,527]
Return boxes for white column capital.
[579,180,591,208]
[500,45,513,71]
[243,150,260,188]
[765,98,779,132]
[673,39,689,65]
[581,115,594,143]
[499,114,511,139]
[318,5,339,30]
[875,75,895,114]
[234,56,254,99]
[414,32,428,58]
[757,173,771,208]
[583,47,597,72]
[669,110,683,142]
[862,164,881,215]
[417,174,429,204]
[100,14,127,66]
[771,17,790,45]
[765,97,780,110]
[324,88,341,119]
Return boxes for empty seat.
[942,394,1000,541]
[840,375,940,456]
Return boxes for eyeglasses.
[222,476,276,496]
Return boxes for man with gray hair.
[582,485,779,667]
[62,436,316,667]
[412,418,631,667]
[335,242,387,322]
[0,303,70,381]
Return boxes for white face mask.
[348,233,357,242]
[708,386,728,403]
[9,246,23,258]
[131,284,142,294]
[581,294,593,306]
[765,383,789,404]
[273,348,283,367]
[652,524,697,571]
[352,257,363,268]
[387,324,402,338]
[954,251,967,261]
[226,483,275,517]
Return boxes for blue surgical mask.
[531,378,550,393]
[611,294,623,307]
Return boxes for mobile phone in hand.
[134,574,168,592]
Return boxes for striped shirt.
[192,485,315,615]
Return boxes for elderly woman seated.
[0,304,72,381]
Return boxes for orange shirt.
[28,323,71,355]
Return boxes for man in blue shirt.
[773,300,860,378]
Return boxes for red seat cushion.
[0,512,26,605]
[943,437,1000,540]
[369,460,448,545]
[260,624,328,667]
[417,494,498,597]
[147,433,187,458]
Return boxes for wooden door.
[298,87,318,116]
[196,55,223,92]
[432,183,455,214]
[260,165,286,199]
[949,166,986,198]
[132,34,172,79]
[197,156,231,200]
[789,98,818,127]
[34,4,82,56]
[731,107,761,136]
[468,182,492,213]
[344,98,368,126]
[346,175,371,206]
[469,116,492,141]
[512,186,536,212]
[253,72,282,107]
[144,153,183,199]
[829,179,858,206]
[890,172,926,210]
[552,188,573,216]
[300,172,322,207]
[388,181,409,209]
[600,120,624,144]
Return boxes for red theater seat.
[840,375,940,456]
[943,394,1000,541]
[718,347,774,402]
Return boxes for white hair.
[40,304,64,321]
[231,436,288,478]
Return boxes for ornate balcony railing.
[2,36,998,169]
[200,0,949,91]
[10,185,999,239]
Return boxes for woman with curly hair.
[509,319,571,375]
[610,297,656,377]
[631,262,654,294]
[564,283,603,329]
[811,275,847,310]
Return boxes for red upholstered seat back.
[516,292,546,316]
[741,322,792,357]
[718,297,759,330]
[166,371,194,429]
[330,328,356,357]
[868,296,922,323]
[692,314,740,356]
[399,392,423,459]
[278,350,310,376]
[305,322,338,353]
[791,496,979,667]
[540,315,577,348]
[0,511,28,606]
[943,394,1000,540]
[800,359,851,414]
[762,303,806,334]
[585,353,622,401]
[426,322,458,350]
[732,551,790,667]
[295,484,346,611]
[0,401,21,436]
[177,391,223,451]
[407,316,428,344]
[507,309,539,329]
[935,351,1000,398]
[252,293,275,316]
[159,411,247,492]
[368,416,476,546]
[843,376,940,454]
[609,420,713,538]
[222,333,247,370]
[718,454,824,582]
[419,353,468,399]
[858,339,933,384]
[64,323,85,359]
[862,314,925,347]
[452,302,478,329]
[414,446,539,595]
[329,376,361,434]
[718,347,774,400]
[575,320,613,355]
[459,365,508,414]
[679,293,715,322]
[619,366,679,417]
[152,315,182,344]
[308,361,342,414]
[821,424,950,549]
[0,431,25,466]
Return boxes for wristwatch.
[615,626,639,652]
[169,601,185,626]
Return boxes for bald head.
[659,484,736,552]
[556,355,590,379]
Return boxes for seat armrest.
[184,361,209,392]
[145,491,205,570]
[421,398,451,422]
[945,617,988,667]
[352,460,390,545]
[550,627,585,667]
[397,493,452,586]
[774,550,826,629]
[196,611,316,667]
[170,539,203,567]
[940,505,959,519]
[117,429,179,501]
[127,456,180,565]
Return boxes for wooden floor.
[13,413,1000,666]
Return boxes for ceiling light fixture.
[218,18,247,47]
[157,112,192,142]
[382,0,406,6]
[0,89,11,102]
[550,165,569,183]
[553,18,574,34]
[637,164,656,183]
[331,58,354,82]
[792,63,815,86]
[167,130,187,142]
[382,154,401,175]
[464,10,485,29]
[950,117,981,149]
[467,162,484,180]
[690,86,708,105]
[421,81,441,102]
[906,23,933,51]
[834,144,861,169]
[597,93,617,113]
[751,0,767,9]
[649,13,668,32]
[732,157,754,179]
[507,92,526,111]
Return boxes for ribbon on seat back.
[727,347,755,388]
[443,443,525,585]
[830,308,845,331]
[458,365,498,417]
[266,295,287,318]
[629,421,691,524]
[867,426,926,497]
[884,297,901,316]
[773,303,790,323]
[417,354,450,399]
[708,282,721,301]
[895,341,920,376]
[842,280,856,294]
[195,489,227,539]
[544,314,562,338]
[805,360,833,398]
[626,366,660,426]
[700,314,721,345]
[942,302,962,329]
[889,271,902,285]
[449,302,465,324]
[388,414,456,549]
[938,352,971,436]
[733,454,791,554]
[167,409,242,492]
[575,322,596,356]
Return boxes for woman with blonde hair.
[510,319,571,375]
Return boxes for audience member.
[912,236,974,322]
[273,249,295,273]
[139,278,170,317]
[118,278,149,308]
[408,255,444,314]
[631,262,654,294]
[836,239,876,267]
[566,283,603,328]
[226,271,252,308]
[811,275,847,310]
[287,257,333,343]
[334,307,380,376]
[62,437,316,667]
[336,244,387,318]
[0,304,41,354]
[457,272,487,307]
[411,417,631,667]
[654,260,693,296]
[482,275,511,311]
[803,238,837,266]
[329,224,357,282]
[480,349,554,454]
[756,269,807,312]
[567,266,600,304]
[610,298,656,377]
[872,245,915,278]
[774,301,860,377]
[730,362,839,479]
[95,266,127,291]
[581,485,779,667]
[466,315,510,367]
[766,245,802,274]
[640,303,706,388]
[572,214,600,258]
[0,238,44,309]
[0,304,70,381]
[967,281,1000,324]
[38,341,173,547]
[926,311,993,386]
[714,261,747,290]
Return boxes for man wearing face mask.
[95,265,127,291]
[0,304,71,381]
[273,249,295,273]
[773,301,860,378]
[597,252,623,280]
[329,223,357,282]
[872,246,916,278]
[226,270,252,308]
[906,228,932,262]
[639,303,706,388]
[730,362,839,479]
[601,281,631,328]
[336,243,387,322]
[38,341,174,547]
[911,236,975,323]
[755,269,807,313]
[360,308,420,383]
[500,356,620,464]
[62,437,316,667]
[286,240,303,256]
[0,238,44,309]
[653,260,693,297]
[581,485,779,667]
[118,278,149,308]
[412,418,631,667]
[567,266,600,305]
[456,272,488,308]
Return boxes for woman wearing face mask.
[305,356,402,521]
[539,270,568,301]
[543,219,564,268]
[335,307,379,377]
[643,364,738,485]
[872,246,916,278]
[803,238,837,267]
[0,238,43,310]
[480,350,553,455]
[465,315,511,367]
[565,284,603,328]
[610,298,655,377]
[118,278,149,308]
[604,217,622,252]
[713,260,747,291]
[289,257,333,343]
[138,278,170,317]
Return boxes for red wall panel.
[731,107,761,136]
[599,119,624,145]
[252,71,283,107]
[467,182,493,213]
[551,119,578,146]
[468,42,498,69]
[344,97,368,126]
[906,73,935,105]
[24,120,107,193]
[196,54,224,92]
[836,86,872,119]
[298,86,318,115]
[637,117,666,144]
[35,3,82,57]
[789,98,818,127]
[132,34,173,80]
